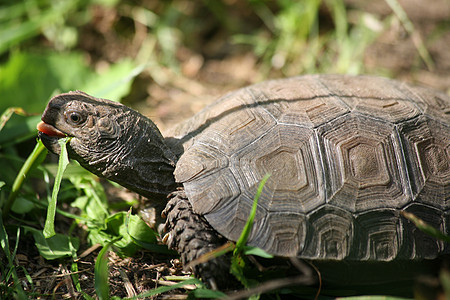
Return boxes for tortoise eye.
[65,110,86,126]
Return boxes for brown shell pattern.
[167,75,450,261]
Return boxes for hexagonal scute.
[231,124,325,214]
[175,143,228,183]
[400,203,445,259]
[353,209,402,261]
[399,116,450,210]
[303,205,354,259]
[168,75,450,261]
[182,167,240,215]
[318,115,410,213]
[248,212,307,257]
[165,87,277,155]
[193,104,277,157]
[204,191,265,243]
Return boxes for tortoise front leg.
[161,189,234,289]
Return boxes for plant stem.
[3,140,47,217]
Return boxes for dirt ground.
[8,0,450,299]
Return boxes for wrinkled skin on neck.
[38,91,178,201]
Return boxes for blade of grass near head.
[43,137,71,238]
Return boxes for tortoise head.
[38,91,177,200]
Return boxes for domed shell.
[166,74,450,261]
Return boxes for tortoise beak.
[37,121,67,155]
[37,95,70,155]
[37,121,66,138]
[38,131,61,155]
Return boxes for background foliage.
[1,0,449,298]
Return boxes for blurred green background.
[2,0,448,121]
[0,0,449,298]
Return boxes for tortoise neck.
[77,113,178,200]
[112,115,178,200]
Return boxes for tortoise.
[37,74,449,291]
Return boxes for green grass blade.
[185,241,235,271]
[26,196,91,222]
[3,139,47,217]
[384,0,434,71]
[69,232,82,293]
[0,1,77,55]
[401,211,450,243]
[127,278,201,299]
[43,137,71,238]
[231,174,270,289]
[95,244,111,300]
[0,210,27,300]
[235,174,270,252]
[0,107,27,132]
[243,246,273,258]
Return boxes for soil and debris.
[3,0,449,299]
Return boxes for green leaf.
[82,59,142,100]
[11,196,35,214]
[126,209,156,243]
[0,114,41,148]
[95,244,111,300]
[0,107,27,132]
[0,52,90,114]
[91,0,120,7]
[88,211,156,256]
[243,246,273,258]
[70,175,109,222]
[0,1,77,55]
[24,226,80,260]
[107,212,151,256]
[124,209,160,251]
[0,52,140,117]
[44,137,70,238]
